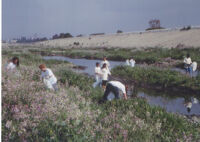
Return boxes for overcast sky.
[2,0,200,40]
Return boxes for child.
[6,57,19,70]
[101,63,111,89]
[39,64,58,91]
[93,62,102,88]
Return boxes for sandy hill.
[33,27,200,49]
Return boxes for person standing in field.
[101,63,111,89]
[125,59,130,66]
[39,64,58,91]
[99,80,128,103]
[130,58,136,67]
[6,57,19,70]
[183,54,192,74]
[101,57,110,69]
[93,62,102,88]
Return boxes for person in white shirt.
[99,80,128,103]
[101,57,110,69]
[125,59,130,66]
[130,58,136,67]
[39,64,58,91]
[93,62,102,88]
[101,63,111,89]
[6,57,19,70]
[183,54,192,74]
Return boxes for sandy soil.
[5,27,200,49]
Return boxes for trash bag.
[191,62,197,71]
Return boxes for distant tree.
[180,25,191,31]
[63,33,73,38]
[90,33,105,36]
[52,33,73,39]
[146,19,164,31]
[52,34,59,39]
[117,30,123,33]
[77,34,83,37]
[149,19,161,29]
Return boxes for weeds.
[2,50,200,141]
[112,66,200,93]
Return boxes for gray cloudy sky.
[2,0,200,40]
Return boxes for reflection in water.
[43,56,200,116]
[137,88,200,115]
[172,67,199,77]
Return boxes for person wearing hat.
[39,64,58,91]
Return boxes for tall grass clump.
[112,66,200,92]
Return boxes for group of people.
[92,57,128,102]
[6,56,128,102]
[7,53,197,103]
[93,57,111,89]
[125,58,136,67]
[183,53,197,75]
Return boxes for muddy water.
[43,56,200,116]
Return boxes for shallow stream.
[43,56,200,116]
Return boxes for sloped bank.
[2,50,200,141]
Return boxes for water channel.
[43,56,200,116]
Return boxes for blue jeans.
[186,66,192,74]
[103,83,120,101]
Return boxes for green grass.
[2,49,200,141]
[26,47,200,65]
[4,44,200,66]
[112,66,200,93]
[49,69,200,141]
[2,51,69,67]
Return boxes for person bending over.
[100,81,128,103]
[39,64,58,91]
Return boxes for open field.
[29,28,200,49]
[2,49,200,141]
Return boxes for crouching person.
[39,64,58,91]
[99,81,128,103]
